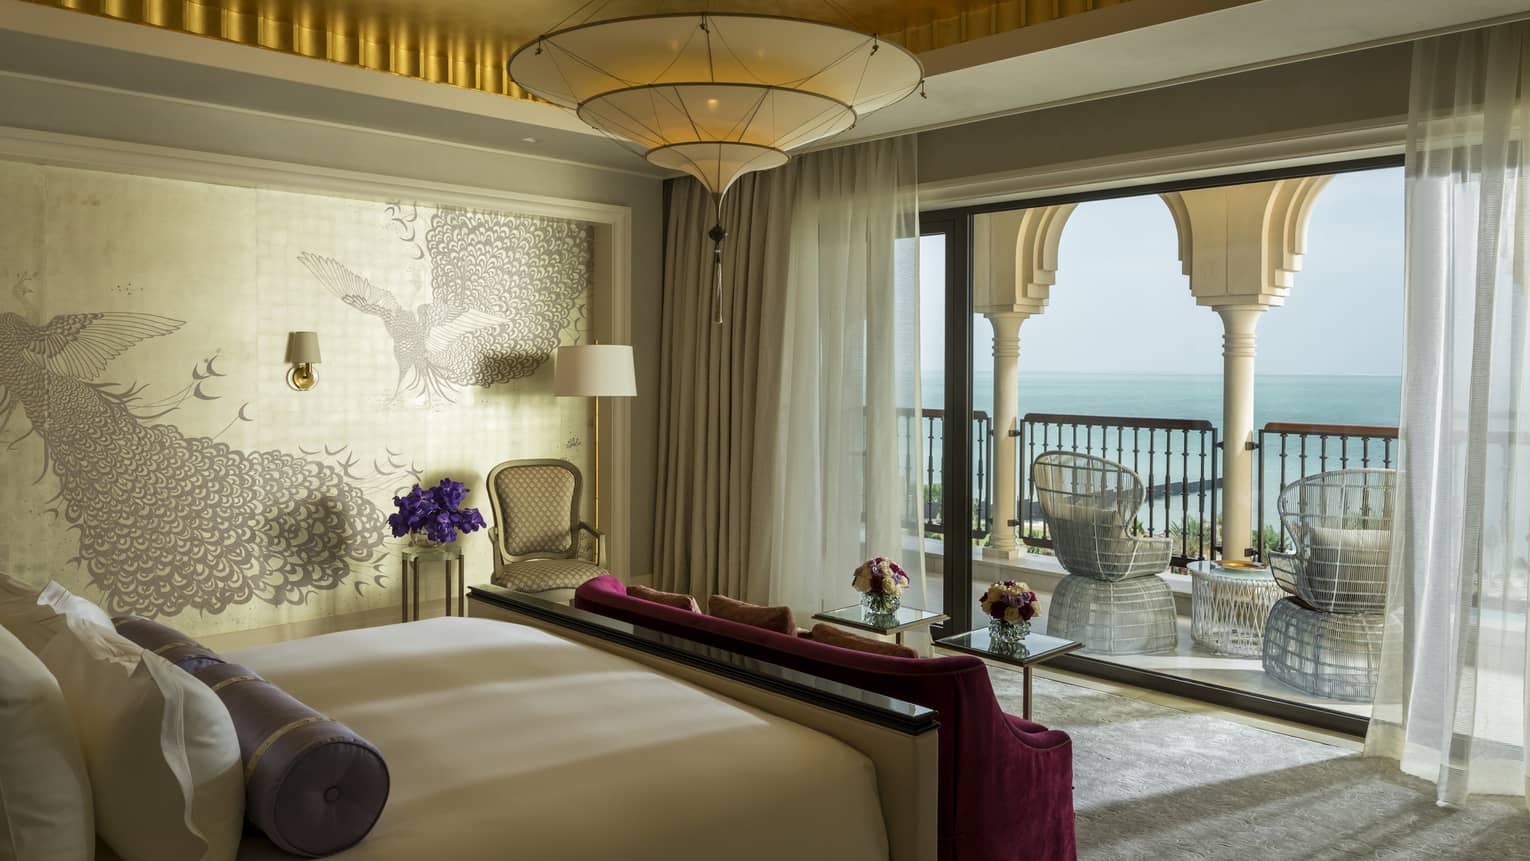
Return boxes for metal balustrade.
[1253,421,1399,561]
[900,408,993,539]
[1016,413,1221,565]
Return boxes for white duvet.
[227,617,890,861]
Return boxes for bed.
[218,613,931,860]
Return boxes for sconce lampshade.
[285,331,322,364]
[554,345,636,398]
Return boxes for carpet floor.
[985,668,1530,860]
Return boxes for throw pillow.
[626,584,701,613]
[0,624,95,860]
[810,623,920,659]
[707,594,796,636]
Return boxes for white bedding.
[227,617,890,861]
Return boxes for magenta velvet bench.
[574,576,1077,861]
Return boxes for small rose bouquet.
[389,478,487,544]
[853,557,909,615]
[980,580,1041,626]
[853,557,909,598]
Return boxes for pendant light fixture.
[508,9,924,323]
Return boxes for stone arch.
[972,203,1079,316]
[1158,175,1331,309]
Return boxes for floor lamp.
[554,344,637,541]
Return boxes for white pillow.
[0,624,95,860]
[0,574,113,653]
[38,580,115,630]
[38,614,244,861]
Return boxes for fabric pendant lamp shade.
[508,14,921,199]
[509,12,922,326]
[555,345,636,399]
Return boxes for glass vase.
[988,618,1030,651]
[861,591,901,616]
[409,532,449,551]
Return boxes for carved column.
[972,204,1076,560]
[1161,176,1329,560]
[985,311,1026,559]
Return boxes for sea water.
[923,371,1402,429]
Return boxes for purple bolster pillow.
[113,617,390,857]
[193,661,390,857]
[112,615,225,673]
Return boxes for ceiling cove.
[17,0,1135,101]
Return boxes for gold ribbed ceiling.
[23,0,1132,101]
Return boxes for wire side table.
[1187,561,1283,656]
[401,544,466,622]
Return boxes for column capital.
[972,203,1078,319]
[1161,175,1330,311]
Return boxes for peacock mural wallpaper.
[0,160,594,635]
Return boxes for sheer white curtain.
[751,137,927,618]
[1366,23,1530,808]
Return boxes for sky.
[920,166,1405,377]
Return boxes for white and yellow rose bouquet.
[853,557,909,615]
[980,580,1041,645]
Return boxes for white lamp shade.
[554,345,636,398]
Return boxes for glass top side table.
[934,628,1083,720]
[400,543,466,622]
[812,603,950,646]
[1186,560,1284,656]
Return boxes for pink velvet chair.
[575,576,1077,861]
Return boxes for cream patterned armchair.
[486,459,608,602]
[1032,451,1177,654]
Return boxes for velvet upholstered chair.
[1262,468,1396,702]
[1032,451,1178,654]
[485,459,608,603]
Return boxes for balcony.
[914,411,1399,731]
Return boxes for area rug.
[986,669,1530,860]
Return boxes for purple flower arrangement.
[389,478,487,544]
[852,556,910,598]
[980,580,1041,625]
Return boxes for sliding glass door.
[918,213,972,637]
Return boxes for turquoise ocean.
[917,371,1403,539]
[924,371,1402,429]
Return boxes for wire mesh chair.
[486,459,608,600]
[1032,452,1176,654]
[1032,451,1174,582]
[1262,468,1396,701]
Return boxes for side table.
[1187,560,1283,656]
[401,544,466,622]
[934,628,1083,720]
[812,603,950,650]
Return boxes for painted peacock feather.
[0,311,389,616]
[299,205,592,403]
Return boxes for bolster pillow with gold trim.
[194,661,390,857]
[112,614,225,673]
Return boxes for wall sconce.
[285,331,322,391]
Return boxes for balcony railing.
[900,408,993,539]
[1017,413,1221,566]
[908,412,1398,568]
[1253,421,1399,561]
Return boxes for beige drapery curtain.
[652,167,795,604]
[653,138,924,616]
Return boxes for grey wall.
[0,71,665,581]
[918,42,1412,185]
